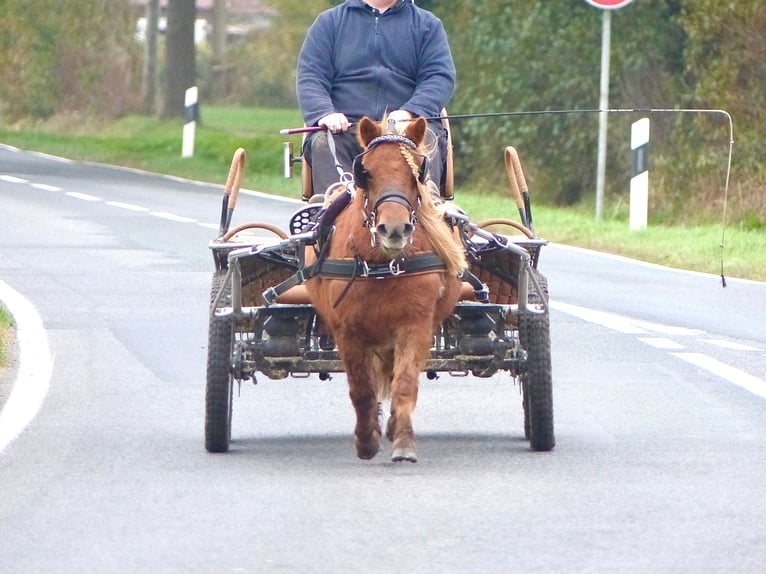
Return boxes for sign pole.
[584,0,634,219]
[595,9,611,220]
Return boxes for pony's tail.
[372,354,393,401]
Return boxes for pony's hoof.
[355,436,381,460]
[391,446,417,463]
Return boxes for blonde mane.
[398,144,467,277]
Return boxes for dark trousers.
[303,124,446,196]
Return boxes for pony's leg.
[341,345,382,460]
[389,333,431,463]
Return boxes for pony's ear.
[358,117,381,148]
[404,117,427,147]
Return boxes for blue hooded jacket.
[297,0,456,127]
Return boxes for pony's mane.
[397,143,467,276]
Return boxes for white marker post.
[182,86,199,158]
[630,117,650,230]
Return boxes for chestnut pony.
[305,116,467,462]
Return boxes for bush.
[0,0,141,121]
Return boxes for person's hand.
[387,109,414,134]
[318,112,350,134]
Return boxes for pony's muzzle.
[376,221,414,253]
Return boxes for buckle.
[389,259,405,276]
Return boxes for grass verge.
[0,306,14,369]
[1,106,763,282]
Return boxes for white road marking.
[552,300,765,400]
[65,191,101,202]
[628,320,702,337]
[30,183,62,192]
[638,337,686,350]
[551,301,703,336]
[106,201,149,212]
[197,222,220,230]
[672,352,766,399]
[0,280,53,455]
[698,339,761,352]
[1,175,29,184]
[550,301,649,334]
[150,211,197,223]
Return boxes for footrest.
[289,204,324,235]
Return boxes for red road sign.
[584,0,634,9]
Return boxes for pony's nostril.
[403,223,414,236]
[376,223,389,237]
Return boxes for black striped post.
[182,86,199,158]
[630,117,650,230]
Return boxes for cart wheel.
[519,269,554,451]
[522,385,531,440]
[205,271,234,453]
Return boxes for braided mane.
[397,143,467,277]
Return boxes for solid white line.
[65,191,101,202]
[30,183,62,192]
[638,337,686,350]
[671,352,766,399]
[0,280,53,455]
[1,175,29,184]
[197,222,220,230]
[106,201,149,212]
[150,211,197,223]
[698,339,761,352]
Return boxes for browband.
[365,134,418,151]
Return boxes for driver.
[296,0,456,197]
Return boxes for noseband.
[363,189,419,236]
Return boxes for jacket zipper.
[374,12,383,118]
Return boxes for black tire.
[518,268,555,451]
[521,268,548,441]
[205,271,234,453]
[523,382,531,441]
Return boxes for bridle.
[352,133,429,242]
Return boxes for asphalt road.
[1,145,765,573]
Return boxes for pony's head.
[352,116,467,275]
[354,116,429,256]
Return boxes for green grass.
[1,106,763,282]
[0,307,14,368]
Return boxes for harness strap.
[318,253,445,279]
[459,268,490,303]
[262,252,448,306]
[326,130,348,181]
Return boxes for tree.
[142,0,160,113]
[0,0,138,120]
[162,0,197,118]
